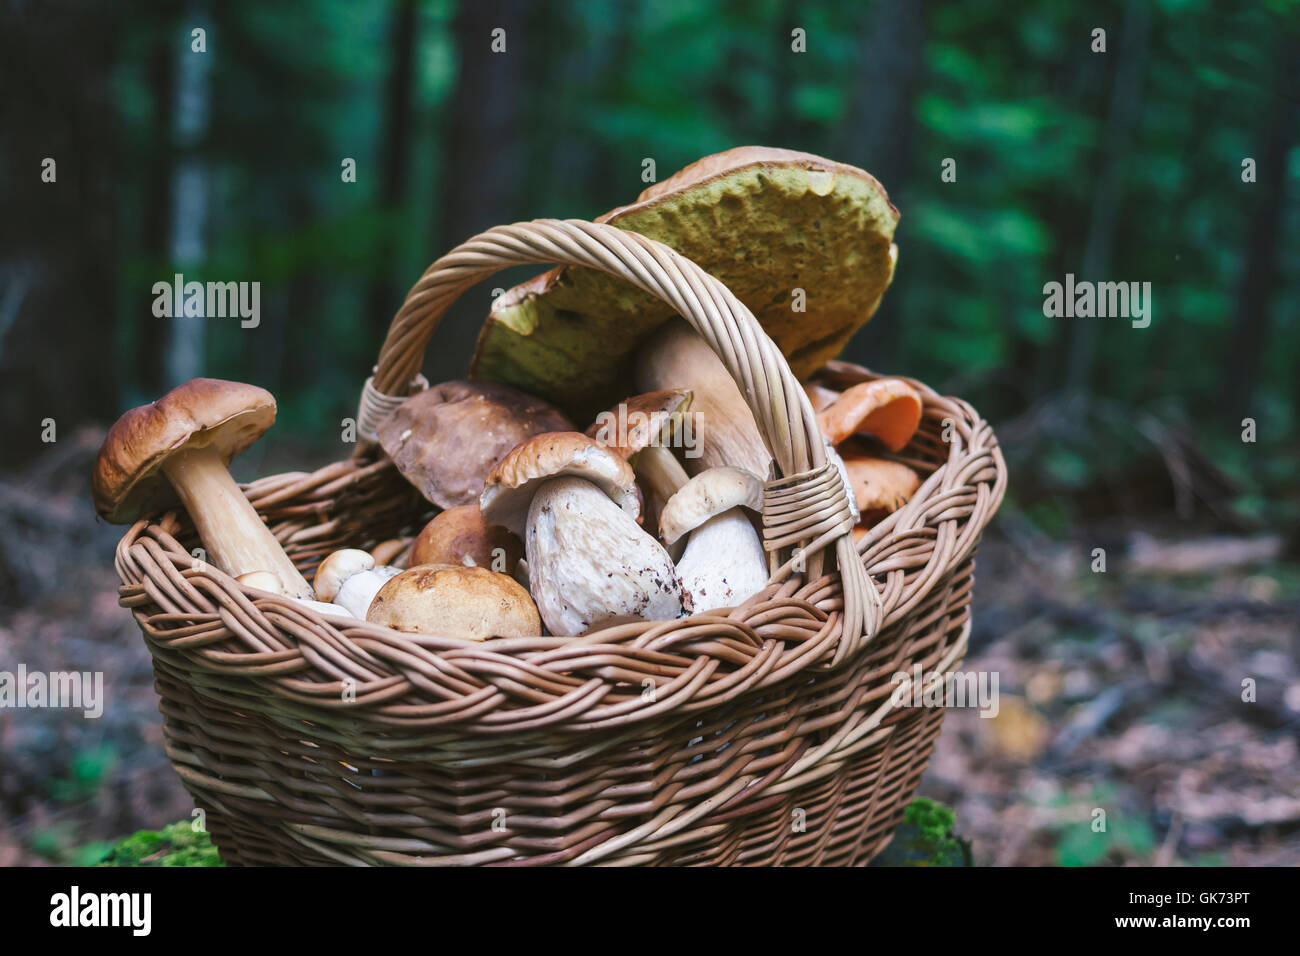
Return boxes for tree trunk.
[1223,30,1300,409]
[1065,2,1151,396]
[366,0,418,341]
[836,0,926,373]
[429,0,528,384]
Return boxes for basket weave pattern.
[112,220,1005,865]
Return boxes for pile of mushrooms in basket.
[91,147,917,641]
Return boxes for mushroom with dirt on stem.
[659,466,768,615]
[480,432,683,637]
[92,378,315,599]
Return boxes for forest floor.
[1,429,1296,866]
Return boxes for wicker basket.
[112,219,1006,865]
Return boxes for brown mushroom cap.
[365,564,540,640]
[377,380,573,510]
[841,455,921,521]
[585,389,693,459]
[92,378,276,523]
[480,431,640,536]
[409,504,523,571]
[817,378,923,451]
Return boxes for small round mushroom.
[660,467,768,615]
[408,504,523,572]
[314,548,401,618]
[365,564,540,641]
[377,380,573,509]
[235,571,357,620]
[481,432,683,636]
[816,377,923,452]
[92,378,314,598]
[587,388,693,524]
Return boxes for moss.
[871,797,971,867]
[95,821,224,867]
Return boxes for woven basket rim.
[113,361,1005,736]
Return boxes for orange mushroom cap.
[816,378,922,452]
[841,455,921,521]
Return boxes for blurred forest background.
[1,0,1298,866]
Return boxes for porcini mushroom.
[634,319,772,478]
[377,380,573,509]
[408,504,523,573]
[471,147,899,414]
[816,377,922,452]
[366,564,540,641]
[660,467,768,614]
[314,548,401,618]
[587,388,693,521]
[481,432,683,636]
[236,571,357,620]
[92,378,314,598]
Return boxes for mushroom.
[314,548,401,618]
[804,382,842,415]
[408,504,523,573]
[586,388,693,523]
[377,380,573,509]
[366,564,540,641]
[841,453,921,525]
[481,432,683,636]
[236,571,357,620]
[660,467,768,615]
[815,377,922,452]
[91,378,314,599]
[634,318,772,479]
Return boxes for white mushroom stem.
[526,476,683,636]
[162,444,313,598]
[676,510,769,614]
[333,566,401,618]
[236,572,356,620]
[633,444,690,505]
[635,320,771,478]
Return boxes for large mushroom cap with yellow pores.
[92,378,276,524]
[469,146,899,420]
[365,564,541,641]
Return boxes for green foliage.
[1049,786,1157,867]
[88,0,1298,518]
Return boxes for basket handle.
[356,219,879,659]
